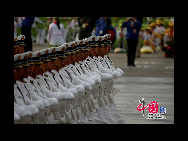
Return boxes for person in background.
[163,21,174,44]
[66,18,73,42]
[35,17,47,45]
[21,17,35,52]
[143,26,152,45]
[105,18,116,52]
[149,22,157,51]
[47,17,65,48]
[71,17,79,40]
[154,20,165,50]
[163,21,174,57]
[78,17,99,40]
[60,17,68,43]
[140,26,154,54]
[95,17,107,36]
[121,17,141,67]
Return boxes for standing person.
[140,26,154,54]
[66,17,73,42]
[149,22,157,51]
[121,17,141,67]
[71,17,79,40]
[154,20,165,50]
[105,18,116,51]
[47,17,65,48]
[78,17,99,40]
[21,17,35,52]
[60,17,68,43]
[35,17,47,45]
[95,17,107,36]
[163,21,174,57]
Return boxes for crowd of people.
[14,34,126,124]
[14,17,116,49]
[139,18,174,58]
[14,17,174,53]
[14,17,174,68]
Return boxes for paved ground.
[32,43,174,124]
[32,43,48,52]
[109,51,174,124]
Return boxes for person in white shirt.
[140,27,154,54]
[70,17,79,40]
[153,20,165,49]
[47,17,65,47]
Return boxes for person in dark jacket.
[105,18,116,51]
[121,17,141,66]
[21,17,35,52]
[95,17,107,36]
[78,17,99,40]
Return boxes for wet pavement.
[113,76,174,124]
[33,43,174,124]
[109,51,174,124]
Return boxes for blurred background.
[14,17,174,55]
